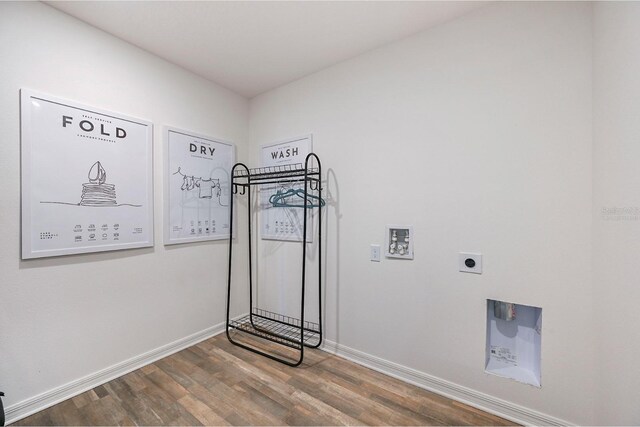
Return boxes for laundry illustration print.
[21,89,153,258]
[41,161,142,207]
[164,127,234,245]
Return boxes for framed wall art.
[164,126,234,245]
[20,89,154,259]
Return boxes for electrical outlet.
[370,244,381,262]
[459,252,482,274]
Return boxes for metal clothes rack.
[226,153,323,366]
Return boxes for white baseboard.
[321,339,571,426]
[5,322,226,425]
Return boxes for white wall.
[0,1,249,417]
[9,2,639,425]
[250,2,595,424]
[593,3,640,425]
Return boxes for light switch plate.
[370,244,381,262]
[459,252,482,274]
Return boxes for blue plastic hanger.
[269,188,325,208]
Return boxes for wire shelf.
[228,308,321,349]
[233,163,319,183]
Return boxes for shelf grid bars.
[232,163,319,184]
[228,308,321,349]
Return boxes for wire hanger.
[269,188,325,208]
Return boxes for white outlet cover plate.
[459,252,482,274]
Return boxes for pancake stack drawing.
[80,161,117,206]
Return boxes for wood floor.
[14,333,514,426]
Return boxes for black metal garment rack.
[225,153,323,366]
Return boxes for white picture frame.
[20,89,154,259]
[163,126,235,245]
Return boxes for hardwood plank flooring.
[13,333,515,426]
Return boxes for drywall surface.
[593,3,640,424]
[0,1,248,414]
[250,2,595,424]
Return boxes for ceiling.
[48,1,487,98]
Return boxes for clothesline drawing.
[173,167,228,207]
[41,161,142,208]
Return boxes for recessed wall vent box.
[485,299,542,387]
[385,225,413,259]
